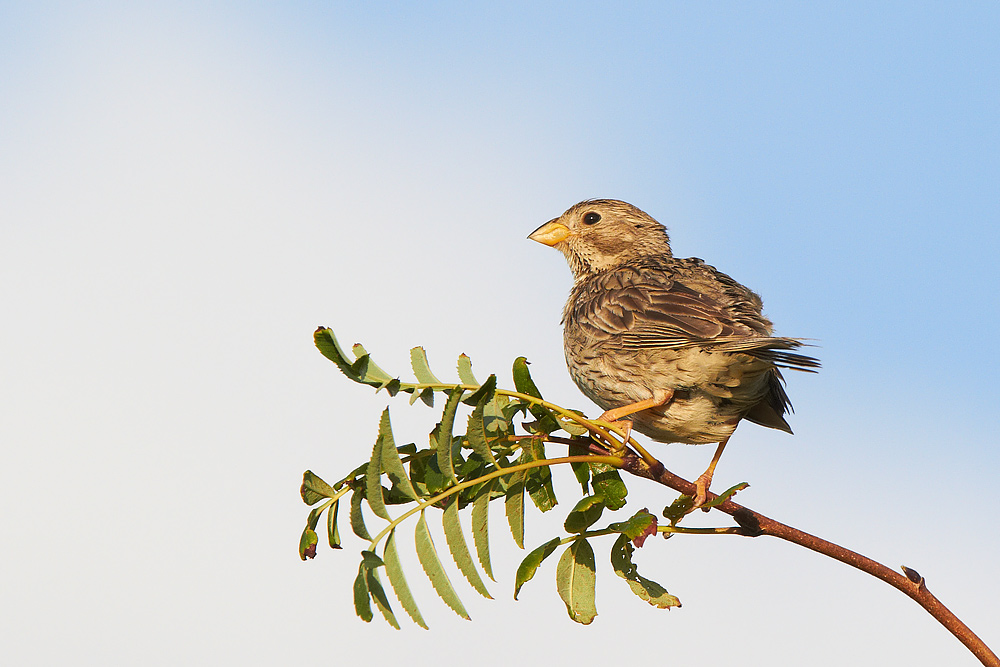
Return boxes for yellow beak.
[528,220,571,246]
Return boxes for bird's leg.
[598,389,674,424]
[595,390,673,455]
[693,436,731,508]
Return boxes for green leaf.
[410,346,442,385]
[300,470,336,505]
[511,357,560,433]
[556,538,598,625]
[299,527,318,560]
[472,479,496,581]
[360,550,384,569]
[413,446,449,495]
[383,529,428,629]
[558,415,590,436]
[434,387,464,486]
[365,567,400,629]
[350,343,395,386]
[366,429,391,521]
[505,469,526,549]
[611,534,680,610]
[590,463,628,510]
[461,373,496,407]
[523,438,557,512]
[328,499,342,549]
[349,354,394,388]
[314,329,394,389]
[350,488,372,540]
[663,494,696,525]
[443,496,492,599]
[513,537,560,599]
[608,509,657,542]
[306,504,325,531]
[483,390,511,435]
[356,551,398,629]
[570,460,591,494]
[353,566,373,623]
[415,511,470,620]
[377,409,419,501]
[466,403,500,468]
[457,354,478,386]
[314,328,362,381]
[564,495,606,533]
[700,481,750,509]
[409,386,435,407]
[511,356,543,399]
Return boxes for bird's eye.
[583,212,601,225]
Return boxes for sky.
[2,2,998,665]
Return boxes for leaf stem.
[557,524,743,546]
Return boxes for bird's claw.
[594,413,634,451]
[692,472,713,510]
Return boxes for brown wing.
[567,257,819,372]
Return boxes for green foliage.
[611,534,681,610]
[557,538,598,624]
[301,328,744,628]
[514,537,560,599]
[564,495,606,534]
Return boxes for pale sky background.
[2,2,998,665]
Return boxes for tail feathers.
[743,368,795,433]
[710,337,820,372]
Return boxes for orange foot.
[693,470,714,509]
[596,390,674,443]
[692,436,731,509]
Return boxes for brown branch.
[609,453,998,667]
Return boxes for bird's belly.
[565,339,772,445]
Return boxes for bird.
[529,199,818,507]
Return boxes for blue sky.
[2,3,998,665]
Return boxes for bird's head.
[528,199,672,278]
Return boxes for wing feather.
[567,258,819,372]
